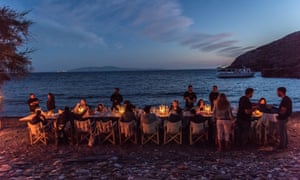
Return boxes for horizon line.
[32,67,218,73]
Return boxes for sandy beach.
[0,113,299,179]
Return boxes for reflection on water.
[1,70,300,116]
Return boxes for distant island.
[230,31,300,78]
[68,66,141,72]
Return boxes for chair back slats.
[94,120,116,145]
[27,122,42,136]
[75,119,91,133]
[142,123,156,134]
[27,122,47,145]
[190,121,205,135]
[166,121,182,134]
[100,121,113,133]
[119,121,135,137]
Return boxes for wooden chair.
[256,114,279,145]
[189,121,208,145]
[141,122,160,145]
[94,120,117,145]
[74,119,93,146]
[164,121,182,145]
[27,122,47,145]
[118,120,138,145]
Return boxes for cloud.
[132,0,193,39]
[179,32,254,56]
[181,33,231,46]
[218,46,255,57]
[27,0,249,57]
[202,40,238,52]
[181,33,235,51]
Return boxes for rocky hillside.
[230,31,300,78]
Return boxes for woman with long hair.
[213,93,234,151]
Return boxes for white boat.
[216,66,255,78]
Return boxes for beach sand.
[0,114,300,179]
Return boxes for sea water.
[1,70,299,116]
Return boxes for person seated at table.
[168,100,183,122]
[195,99,206,113]
[213,93,234,152]
[257,98,277,113]
[95,103,108,113]
[73,99,90,120]
[189,109,206,123]
[56,106,75,145]
[256,98,266,112]
[27,93,40,114]
[46,93,56,113]
[120,101,137,123]
[141,105,161,125]
[30,110,47,125]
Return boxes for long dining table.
[88,112,122,121]
[19,113,59,122]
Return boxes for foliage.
[0,6,33,84]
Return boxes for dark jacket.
[47,99,56,111]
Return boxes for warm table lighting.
[159,105,168,115]
[204,104,211,114]
[253,109,263,117]
[78,107,84,113]
[119,105,125,114]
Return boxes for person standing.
[277,87,292,150]
[183,85,197,110]
[47,93,56,113]
[213,93,234,151]
[237,88,254,146]
[110,88,123,110]
[209,85,219,110]
[27,93,40,113]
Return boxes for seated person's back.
[189,109,206,123]
[120,103,137,123]
[30,110,46,125]
[168,114,182,123]
[141,105,160,124]
[57,107,74,125]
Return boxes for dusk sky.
[1,0,300,72]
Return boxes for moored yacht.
[216,66,255,78]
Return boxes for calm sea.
[1,70,299,117]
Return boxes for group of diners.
[26,85,292,151]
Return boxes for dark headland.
[230,31,300,78]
